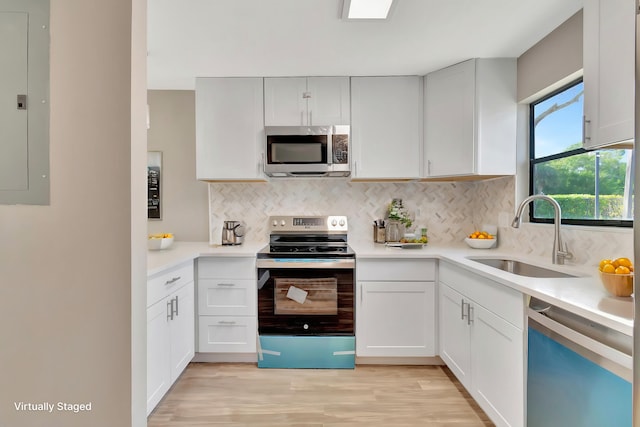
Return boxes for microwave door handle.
[327,133,333,166]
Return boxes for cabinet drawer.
[439,262,523,329]
[198,316,257,353]
[197,257,256,280]
[148,261,194,308]
[357,259,436,281]
[198,278,257,316]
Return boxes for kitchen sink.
[467,257,579,278]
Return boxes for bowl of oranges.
[465,229,497,249]
[598,257,633,297]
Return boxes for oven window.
[274,277,338,315]
[267,135,327,164]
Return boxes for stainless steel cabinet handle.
[165,276,181,285]
[174,295,179,317]
[467,304,473,326]
[218,320,237,325]
[309,110,312,125]
[427,160,432,176]
[167,299,174,321]
[583,116,591,142]
[301,111,304,126]
[461,300,468,320]
[217,283,236,287]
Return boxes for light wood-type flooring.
[148,363,494,426]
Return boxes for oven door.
[257,258,355,336]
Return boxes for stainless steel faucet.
[511,195,573,265]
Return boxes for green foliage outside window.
[533,195,628,220]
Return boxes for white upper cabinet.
[264,77,350,126]
[583,0,635,149]
[195,77,265,181]
[423,58,517,178]
[350,76,422,179]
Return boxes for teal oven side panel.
[258,335,355,369]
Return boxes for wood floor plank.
[148,363,494,427]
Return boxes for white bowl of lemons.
[148,233,174,250]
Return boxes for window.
[530,80,633,227]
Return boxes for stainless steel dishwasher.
[527,297,632,427]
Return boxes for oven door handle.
[256,259,355,269]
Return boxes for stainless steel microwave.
[264,125,350,177]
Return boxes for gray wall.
[517,10,583,103]
[0,1,147,426]
[147,90,209,241]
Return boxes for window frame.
[528,78,633,228]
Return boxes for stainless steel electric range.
[256,215,355,369]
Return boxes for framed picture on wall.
[147,151,162,220]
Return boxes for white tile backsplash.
[208,176,632,267]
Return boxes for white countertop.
[147,241,266,276]
[351,241,633,336]
[148,240,633,336]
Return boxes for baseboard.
[355,356,444,365]
[193,352,258,363]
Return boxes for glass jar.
[385,220,405,242]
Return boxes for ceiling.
[147,0,583,90]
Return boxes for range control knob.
[280,220,286,226]
[303,324,309,330]
[272,220,278,227]
[331,219,338,227]
[339,218,345,226]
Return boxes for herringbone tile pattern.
[208,176,632,266]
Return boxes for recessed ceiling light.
[342,0,395,20]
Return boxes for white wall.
[0,1,143,426]
[147,90,209,241]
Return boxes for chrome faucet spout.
[511,195,572,265]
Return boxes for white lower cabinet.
[198,315,257,353]
[146,261,195,415]
[356,259,436,358]
[438,261,524,427]
[438,284,471,386]
[196,257,257,355]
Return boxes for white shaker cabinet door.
[264,77,308,126]
[306,77,350,125]
[438,283,472,389]
[424,59,475,177]
[583,0,635,149]
[146,300,171,415]
[356,281,435,357]
[350,76,422,179]
[471,303,524,427]
[168,282,195,384]
[196,77,265,180]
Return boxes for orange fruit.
[615,257,632,269]
[615,266,631,275]
[599,259,613,271]
[602,264,616,274]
